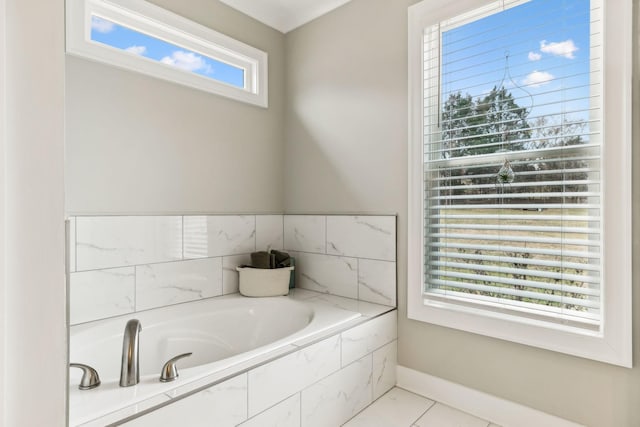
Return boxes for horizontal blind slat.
[427,241,598,259]
[429,222,599,234]
[428,260,600,287]
[429,232,599,247]
[427,203,600,210]
[429,214,601,222]
[425,144,600,168]
[426,278,600,308]
[428,250,601,272]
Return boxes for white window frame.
[66,0,268,108]
[408,0,632,367]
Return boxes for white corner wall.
[3,0,67,426]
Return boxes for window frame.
[66,0,268,107]
[408,0,632,367]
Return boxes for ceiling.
[219,0,353,33]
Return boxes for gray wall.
[284,0,640,425]
[65,0,286,215]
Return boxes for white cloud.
[91,16,115,34]
[125,45,146,56]
[161,51,212,74]
[523,70,554,87]
[528,51,542,61]
[540,39,578,59]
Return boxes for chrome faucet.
[120,318,142,387]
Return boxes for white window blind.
[422,0,602,330]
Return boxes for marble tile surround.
[69,215,284,325]
[285,215,397,307]
[68,214,396,324]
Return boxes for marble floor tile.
[412,402,490,427]
[343,387,435,427]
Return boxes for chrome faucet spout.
[119,318,142,387]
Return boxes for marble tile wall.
[68,214,396,325]
[285,215,397,307]
[68,215,284,325]
[119,310,398,427]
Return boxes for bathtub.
[68,291,366,426]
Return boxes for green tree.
[441,86,531,158]
[478,86,530,153]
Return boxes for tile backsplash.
[68,214,396,325]
[285,215,397,307]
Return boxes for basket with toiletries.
[236,250,295,297]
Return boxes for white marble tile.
[358,259,396,306]
[256,215,284,252]
[70,267,135,324]
[165,344,299,399]
[343,387,435,427]
[301,355,372,427]
[239,393,300,427]
[289,317,365,349]
[283,215,326,253]
[75,216,183,271]
[68,217,77,273]
[121,374,247,427]
[341,311,397,367]
[184,215,255,258]
[372,340,397,400]
[413,403,490,427]
[248,335,341,417]
[135,257,223,311]
[326,216,396,261]
[222,253,252,294]
[293,252,358,299]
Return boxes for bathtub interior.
[70,296,315,382]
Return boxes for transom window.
[67,0,268,107]
[408,0,631,366]
[90,16,246,89]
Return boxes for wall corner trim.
[396,366,584,427]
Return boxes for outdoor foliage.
[438,87,590,205]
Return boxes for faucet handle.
[70,363,101,390]
[159,352,192,382]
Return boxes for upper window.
[67,0,268,107]
[408,0,632,366]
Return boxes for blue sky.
[90,16,245,88]
[441,0,592,125]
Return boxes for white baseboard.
[396,366,584,427]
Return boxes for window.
[66,0,268,107]
[408,0,632,366]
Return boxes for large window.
[66,0,268,107]
[408,0,632,366]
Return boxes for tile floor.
[343,387,500,427]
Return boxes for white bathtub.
[69,292,362,426]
